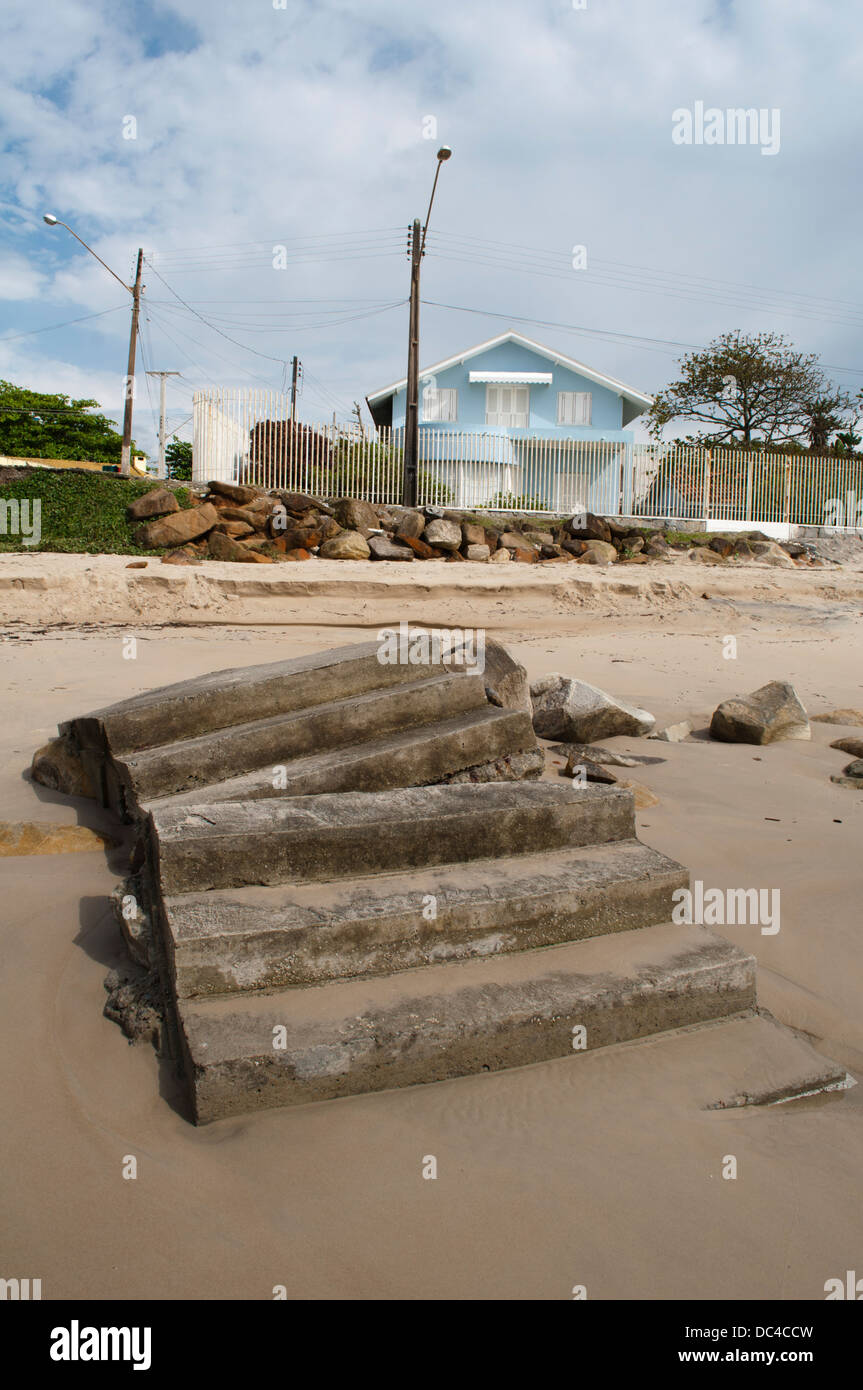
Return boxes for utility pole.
[353,400,366,439]
[121,249,144,478]
[402,148,451,509]
[289,356,299,426]
[146,370,180,478]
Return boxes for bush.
[0,467,191,554]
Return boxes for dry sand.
[1,552,862,1300]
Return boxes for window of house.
[557,391,592,426]
[421,386,457,422]
[485,385,529,427]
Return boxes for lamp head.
[43,213,58,225]
[436,147,452,161]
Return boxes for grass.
[0,468,192,555]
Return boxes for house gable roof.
[366,331,654,424]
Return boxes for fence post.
[783,455,792,527]
[702,449,712,524]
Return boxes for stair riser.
[67,643,453,754]
[119,672,488,802]
[149,709,535,809]
[184,956,757,1122]
[154,791,636,894]
[168,866,690,996]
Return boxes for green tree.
[648,333,855,450]
[0,380,128,462]
[166,438,193,480]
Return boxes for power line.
[1,304,128,341]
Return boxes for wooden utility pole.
[403,218,422,507]
[146,370,180,478]
[289,355,299,426]
[121,249,144,478]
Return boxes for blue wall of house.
[387,339,631,437]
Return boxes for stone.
[423,519,462,551]
[126,487,179,521]
[622,536,645,554]
[483,642,532,715]
[710,681,810,745]
[272,491,331,517]
[689,547,726,564]
[569,512,612,544]
[214,520,255,538]
[207,480,264,505]
[125,561,147,569]
[750,540,795,568]
[465,544,490,562]
[616,778,660,809]
[511,547,539,564]
[461,522,488,548]
[524,531,555,547]
[208,531,273,563]
[733,539,755,557]
[134,502,220,549]
[530,674,656,741]
[423,504,446,520]
[649,721,693,743]
[333,498,379,532]
[161,549,202,566]
[319,530,371,560]
[709,536,735,557]
[0,820,116,856]
[281,548,312,561]
[645,535,669,556]
[218,506,270,530]
[561,539,588,557]
[30,734,96,798]
[812,709,863,726]
[367,535,415,562]
[499,532,533,551]
[830,775,863,788]
[400,535,444,559]
[842,758,863,778]
[488,548,511,563]
[396,510,426,540]
[548,744,664,768]
[564,751,618,784]
[829,736,863,757]
[577,540,617,565]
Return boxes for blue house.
[365,332,653,511]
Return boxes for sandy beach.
[2,553,862,1299]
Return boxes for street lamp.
[403,146,452,508]
[43,213,143,477]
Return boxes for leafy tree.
[166,438,193,480]
[648,333,855,450]
[0,380,128,462]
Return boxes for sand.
[1,552,862,1300]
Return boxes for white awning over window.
[468,371,552,384]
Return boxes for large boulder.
[333,498,379,533]
[483,642,532,715]
[530,675,656,741]
[465,544,490,562]
[461,521,489,548]
[367,535,415,562]
[423,519,462,551]
[750,540,795,568]
[396,511,426,541]
[30,734,95,798]
[126,487,179,521]
[135,503,219,549]
[577,540,617,565]
[208,531,273,563]
[319,530,371,560]
[710,681,810,744]
[569,512,612,544]
[208,480,264,505]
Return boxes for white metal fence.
[193,387,863,530]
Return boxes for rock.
[829,736,863,757]
[208,531,273,563]
[616,778,660,809]
[161,548,202,566]
[126,486,179,521]
[483,642,532,715]
[103,962,163,1047]
[134,502,220,549]
[396,511,426,540]
[511,547,539,564]
[400,534,444,559]
[367,535,415,562]
[30,734,95,798]
[577,541,617,565]
[689,548,726,564]
[272,491,331,517]
[540,544,566,559]
[709,536,735,557]
[423,504,446,519]
[842,758,863,778]
[319,530,371,560]
[208,480,264,505]
[525,531,555,548]
[622,536,645,554]
[499,532,533,551]
[461,522,488,548]
[333,498,380,532]
[423,519,462,551]
[549,743,665,768]
[214,520,255,538]
[649,721,693,743]
[830,774,863,788]
[733,539,755,557]
[620,555,650,564]
[488,548,511,563]
[270,523,322,550]
[280,548,312,562]
[445,550,467,562]
[750,540,795,568]
[570,512,612,544]
[564,751,618,784]
[645,535,669,556]
[218,506,270,530]
[530,674,656,741]
[465,544,490,562]
[125,561,147,569]
[812,709,863,726]
[0,820,117,856]
[710,681,810,745]
[561,539,588,557]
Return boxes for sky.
[1,0,862,456]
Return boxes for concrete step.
[145,705,536,811]
[163,839,690,997]
[176,922,757,1122]
[67,640,459,755]
[116,670,489,808]
[149,782,636,895]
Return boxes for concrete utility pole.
[289,355,300,426]
[42,215,143,479]
[146,370,180,478]
[402,147,452,509]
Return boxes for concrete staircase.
[36,638,843,1123]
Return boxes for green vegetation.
[0,467,190,554]
[0,380,130,463]
[166,439,193,481]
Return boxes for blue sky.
[1,0,862,455]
